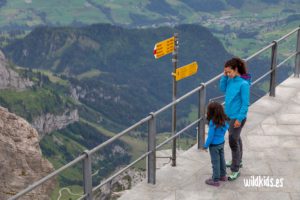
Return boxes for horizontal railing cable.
[205,73,223,85]
[156,118,201,150]
[251,70,273,86]
[251,52,298,86]
[92,151,152,192]
[276,52,298,69]
[276,27,300,43]
[245,43,274,62]
[90,115,152,154]
[209,95,225,102]
[153,85,204,116]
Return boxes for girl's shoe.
[226,160,243,168]
[205,178,220,186]
[220,176,227,181]
[228,171,240,181]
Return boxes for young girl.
[219,57,251,181]
[203,102,229,187]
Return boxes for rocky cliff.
[0,106,55,200]
[0,50,33,90]
[32,109,79,139]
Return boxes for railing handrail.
[9,26,300,200]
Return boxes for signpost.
[153,34,198,167]
[153,36,175,59]
[173,61,198,81]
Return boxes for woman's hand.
[224,67,230,76]
[224,69,228,76]
[234,120,241,128]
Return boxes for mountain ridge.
[0,0,299,30]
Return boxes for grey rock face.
[0,50,33,90]
[32,109,79,139]
[0,106,56,200]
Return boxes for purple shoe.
[220,176,227,181]
[205,178,220,187]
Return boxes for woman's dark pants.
[229,118,246,172]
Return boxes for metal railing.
[9,26,300,200]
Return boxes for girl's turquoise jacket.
[219,74,251,123]
[204,120,229,149]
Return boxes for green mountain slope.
[0,67,75,121]
[4,24,232,127]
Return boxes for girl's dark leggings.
[228,118,246,172]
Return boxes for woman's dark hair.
[224,57,247,75]
[206,102,228,127]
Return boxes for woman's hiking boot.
[228,171,240,181]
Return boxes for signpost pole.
[171,33,178,167]
[153,35,196,167]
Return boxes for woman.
[219,57,251,181]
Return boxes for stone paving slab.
[118,76,300,200]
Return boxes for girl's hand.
[200,148,208,152]
[234,120,241,128]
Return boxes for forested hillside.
[4,24,232,127]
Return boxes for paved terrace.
[118,76,300,200]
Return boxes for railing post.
[82,150,93,200]
[147,113,156,184]
[197,83,206,149]
[295,27,300,78]
[270,41,278,97]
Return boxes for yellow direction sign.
[174,61,198,81]
[153,36,175,59]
